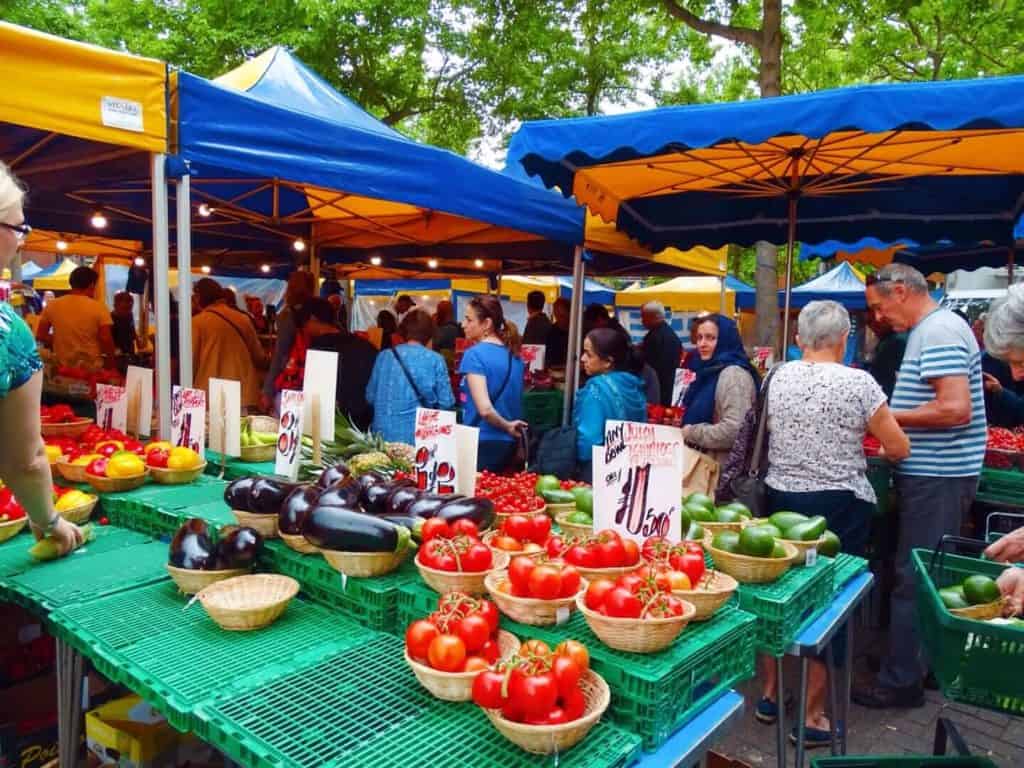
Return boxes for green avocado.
[751,522,783,539]
[685,492,715,511]
[541,489,576,504]
[535,475,562,494]
[962,575,1000,606]
[769,511,809,531]
[567,510,593,525]
[714,506,743,524]
[738,525,777,557]
[712,530,740,553]
[771,541,789,559]
[783,516,828,541]
[570,486,593,515]
[722,501,752,519]
[939,585,970,610]
[686,503,716,522]
[685,521,705,541]
[818,530,841,557]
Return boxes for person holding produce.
[855,263,986,710]
[35,265,115,368]
[680,314,759,464]
[572,328,647,482]
[985,528,1024,617]
[756,300,910,744]
[641,301,682,407]
[261,270,315,413]
[981,284,1024,426]
[0,161,81,556]
[366,308,455,443]
[460,295,526,472]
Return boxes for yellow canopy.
[583,213,727,276]
[31,259,80,291]
[616,276,735,314]
[22,230,142,259]
[0,22,167,152]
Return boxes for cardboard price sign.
[275,389,305,480]
[520,344,546,373]
[671,368,697,407]
[124,366,153,437]
[592,420,683,544]
[171,387,206,456]
[413,408,458,493]
[208,378,241,457]
[95,384,127,434]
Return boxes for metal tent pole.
[176,173,193,388]
[719,275,727,314]
[1008,244,1016,284]
[151,154,172,438]
[780,195,797,362]
[562,246,585,425]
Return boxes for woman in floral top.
[0,162,82,555]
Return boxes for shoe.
[789,724,839,748]
[755,696,779,724]
[851,680,924,709]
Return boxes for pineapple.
[348,451,391,476]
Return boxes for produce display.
[984,427,1024,469]
[418,520,493,572]
[39,404,82,424]
[85,452,146,480]
[582,568,690,619]
[239,419,279,450]
[497,555,581,600]
[144,444,204,471]
[298,412,413,476]
[405,591,504,672]
[488,513,552,556]
[475,470,546,515]
[683,494,752,526]
[168,519,264,571]
[639,536,706,587]
[545,529,641,571]
[0,483,27,523]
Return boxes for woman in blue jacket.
[573,328,648,481]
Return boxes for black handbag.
[726,364,780,518]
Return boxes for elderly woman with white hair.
[755,300,909,746]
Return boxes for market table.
[630,689,744,768]
[204,451,276,481]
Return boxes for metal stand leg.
[795,657,808,768]
[56,639,84,767]
[828,641,840,756]
[843,614,854,755]
[776,655,786,768]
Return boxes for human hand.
[507,419,529,436]
[985,526,1024,563]
[30,516,84,557]
[996,567,1024,617]
[983,372,1003,395]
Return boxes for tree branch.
[660,0,761,49]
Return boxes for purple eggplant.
[302,504,411,553]
[224,477,257,511]
[356,471,388,493]
[378,514,425,541]
[359,482,394,516]
[318,482,360,509]
[383,482,420,517]
[437,497,495,529]
[279,485,321,535]
[216,526,264,568]
[169,519,215,570]
[250,477,302,515]
[406,493,457,519]
[318,462,352,490]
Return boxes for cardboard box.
[85,696,180,768]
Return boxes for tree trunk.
[753,0,784,351]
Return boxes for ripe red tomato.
[427,634,466,672]
[503,514,533,541]
[461,542,493,572]
[584,579,616,611]
[622,539,640,565]
[479,638,500,663]
[558,565,581,598]
[597,538,627,567]
[604,587,643,618]
[546,536,565,558]
[551,655,581,698]
[670,550,706,585]
[528,514,552,544]
[564,544,599,568]
[562,687,586,720]
[528,564,563,600]
[555,640,590,672]
[464,656,490,673]
[421,518,451,542]
[617,573,645,594]
[595,529,622,544]
[510,671,559,718]
[473,670,508,709]
[405,619,439,660]
[508,555,536,592]
[456,614,492,652]
[476,599,500,635]
[451,519,480,538]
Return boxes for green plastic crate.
[397,581,756,750]
[830,553,869,598]
[170,500,239,531]
[99,475,229,512]
[0,524,149,578]
[522,389,563,432]
[912,548,1024,716]
[193,633,642,768]
[735,555,836,656]
[258,540,418,633]
[49,580,379,732]
[101,496,182,538]
[204,452,276,481]
[812,758,997,768]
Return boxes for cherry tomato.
[456,614,492,653]
[472,669,508,709]
[558,565,581,598]
[427,634,466,672]
[584,579,616,611]
[405,619,440,660]
[451,519,480,538]
[605,587,643,618]
[551,655,581,698]
[508,555,536,592]
[528,565,563,600]
[555,640,590,672]
[421,518,451,542]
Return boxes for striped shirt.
[891,308,986,477]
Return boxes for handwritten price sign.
[413,408,458,493]
[671,368,697,408]
[95,384,128,433]
[520,344,546,373]
[593,420,683,544]
[171,387,206,455]
[275,390,305,480]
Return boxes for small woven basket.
[56,496,97,525]
[0,517,27,544]
[482,531,546,561]
[483,669,610,754]
[416,549,510,596]
[85,471,148,493]
[240,416,279,462]
[950,599,1005,621]
[280,532,319,555]
[197,574,299,631]
[702,520,749,536]
[149,462,207,485]
[672,570,738,621]
[543,502,576,518]
[493,509,546,531]
[707,541,798,583]
[778,537,826,561]
[232,510,279,538]
[166,564,248,595]
[484,571,586,626]
[405,630,520,701]
[41,418,93,438]
[55,461,90,483]
[321,546,412,577]
[574,563,636,583]
[575,594,695,653]
[554,511,592,540]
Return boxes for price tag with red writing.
[671,368,697,407]
[95,384,128,434]
[413,408,458,493]
[520,344,546,373]
[592,420,683,545]
[171,387,206,455]
[275,390,305,480]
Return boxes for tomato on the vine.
[451,519,480,538]
[551,655,582,698]
[585,579,616,611]
[405,620,439,660]
[472,669,508,709]
[604,587,643,618]
[427,634,466,672]
[555,640,590,672]
[421,518,451,542]
[527,565,562,600]
[456,613,491,653]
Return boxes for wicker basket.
[232,510,279,538]
[405,630,520,701]
[778,537,826,561]
[321,546,412,577]
[702,520,749,536]
[574,563,636,583]
[0,517,27,544]
[493,509,547,531]
[40,418,93,438]
[56,496,98,525]
[950,599,1005,621]
[485,571,586,626]
[197,574,299,631]
[240,416,279,462]
[484,669,610,754]
[707,540,798,583]
[55,460,90,483]
[575,594,695,653]
[416,549,511,596]
[543,502,576,518]
[85,471,148,493]
[673,570,738,621]
[166,564,248,595]
[280,532,319,555]
[554,511,592,540]
[148,462,207,485]
[482,531,546,561]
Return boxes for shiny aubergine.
[224,477,257,511]
[250,477,302,515]
[406,493,461,520]
[216,526,264,569]
[278,485,321,535]
[385,484,421,517]
[378,514,425,541]
[318,463,353,490]
[359,481,394,516]
[356,471,387,493]
[437,497,495,529]
[317,483,360,509]
[169,519,215,570]
[301,505,411,554]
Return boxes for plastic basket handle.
[927,534,989,577]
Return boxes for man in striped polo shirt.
[854,264,985,710]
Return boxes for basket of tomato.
[485,555,586,626]
[577,566,696,653]
[404,591,519,701]
[0,486,28,543]
[546,529,641,582]
[475,470,547,526]
[472,638,608,755]
[416,519,509,596]
[483,513,552,560]
[39,405,93,438]
[640,536,736,621]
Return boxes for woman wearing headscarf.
[680,314,759,464]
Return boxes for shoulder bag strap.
[392,348,434,408]
[747,363,781,476]
[466,347,515,427]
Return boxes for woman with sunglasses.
[0,162,82,556]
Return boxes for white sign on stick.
[302,350,338,438]
[208,378,241,457]
[413,408,458,494]
[592,420,683,544]
[95,384,127,434]
[453,425,479,497]
[671,368,697,408]
[275,389,305,480]
[171,386,206,456]
[520,344,546,373]
[124,366,153,437]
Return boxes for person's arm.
[868,403,911,461]
[996,568,1024,617]
[984,374,1024,426]
[34,311,52,349]
[573,388,605,458]
[466,373,526,436]
[0,372,81,554]
[435,355,456,410]
[683,367,755,450]
[893,375,972,428]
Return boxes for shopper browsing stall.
[641,301,682,407]
[522,290,551,345]
[544,297,571,366]
[981,285,1024,427]
[262,271,315,413]
[35,265,114,368]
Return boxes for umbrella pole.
[1008,245,1016,284]
[176,173,193,389]
[780,196,797,362]
[563,246,584,425]
[151,153,173,439]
